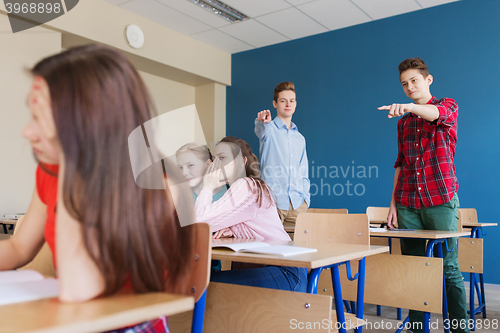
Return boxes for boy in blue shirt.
[255,82,310,228]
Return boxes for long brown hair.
[218,136,274,207]
[31,44,194,295]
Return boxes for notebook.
[212,241,317,257]
[0,270,59,306]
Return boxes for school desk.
[0,292,194,333]
[212,240,389,333]
[370,229,470,333]
[0,220,16,234]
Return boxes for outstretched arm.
[378,103,439,122]
[255,110,272,140]
[0,188,47,270]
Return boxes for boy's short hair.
[398,58,429,77]
[274,81,295,101]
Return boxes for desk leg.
[471,227,487,320]
[332,264,348,333]
[423,312,431,333]
[427,239,450,333]
[307,267,323,294]
[354,257,366,333]
[479,273,486,318]
[435,243,451,333]
[470,272,476,331]
[191,289,207,333]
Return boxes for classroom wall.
[0,19,61,215]
[226,0,500,284]
[0,0,230,215]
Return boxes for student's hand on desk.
[203,159,225,192]
[257,110,271,123]
[387,204,398,229]
[378,103,414,119]
[213,228,233,239]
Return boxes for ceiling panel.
[155,0,231,28]
[222,0,291,18]
[298,0,371,30]
[120,0,211,35]
[219,19,289,48]
[103,0,130,7]
[351,0,422,20]
[416,0,459,8]
[256,7,328,40]
[191,29,254,53]
[106,0,461,54]
[284,0,317,6]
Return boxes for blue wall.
[226,0,500,284]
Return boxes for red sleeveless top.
[36,164,59,268]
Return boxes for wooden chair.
[14,216,56,278]
[169,223,211,333]
[340,254,443,314]
[295,213,369,245]
[294,212,369,332]
[458,208,486,326]
[284,208,348,236]
[199,282,351,333]
[365,207,401,255]
[308,208,348,214]
[457,208,478,232]
[365,206,389,224]
[335,212,443,328]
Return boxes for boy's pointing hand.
[378,103,414,118]
[257,110,272,123]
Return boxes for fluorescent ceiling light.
[187,0,249,22]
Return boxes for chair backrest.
[183,223,211,302]
[307,208,348,214]
[458,208,478,224]
[294,213,369,245]
[366,206,389,223]
[14,216,56,277]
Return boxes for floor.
[360,283,500,333]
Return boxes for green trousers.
[397,193,470,333]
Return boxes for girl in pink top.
[195,136,307,292]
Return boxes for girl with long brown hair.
[195,136,307,292]
[0,44,194,332]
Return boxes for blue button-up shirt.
[255,117,310,210]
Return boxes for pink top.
[195,178,291,241]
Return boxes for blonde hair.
[176,143,212,162]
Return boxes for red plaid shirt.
[394,96,458,209]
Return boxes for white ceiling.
[107,0,460,54]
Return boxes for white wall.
[0,0,229,213]
[0,16,62,214]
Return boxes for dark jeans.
[397,193,469,333]
[210,266,308,292]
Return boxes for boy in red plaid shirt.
[379,58,469,333]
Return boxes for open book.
[212,241,317,257]
[0,270,59,306]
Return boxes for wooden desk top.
[0,292,194,333]
[211,240,389,269]
[370,229,470,239]
[0,220,17,225]
[462,222,497,228]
